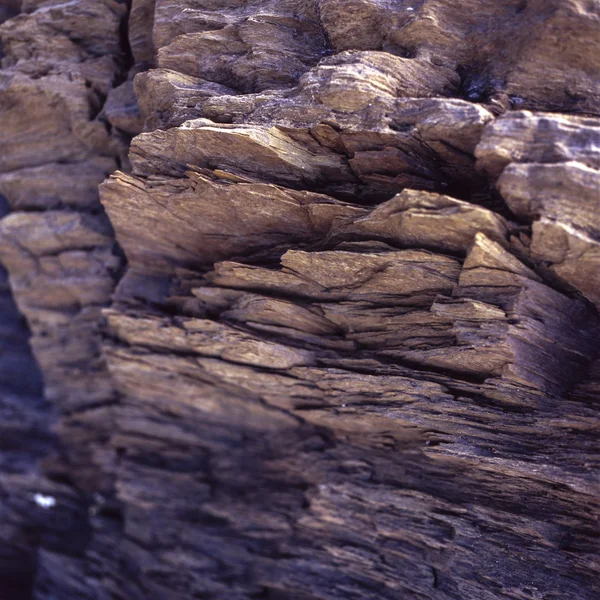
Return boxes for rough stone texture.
[0,1,599,599]
[0,1,134,597]
[477,113,600,309]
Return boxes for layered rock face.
[0,1,599,599]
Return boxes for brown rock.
[1,1,599,599]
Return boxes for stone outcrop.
[0,1,599,599]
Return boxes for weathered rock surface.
[0,1,599,599]
[0,0,133,597]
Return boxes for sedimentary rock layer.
[0,1,134,597]
[0,1,598,599]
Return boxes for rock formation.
[0,1,598,599]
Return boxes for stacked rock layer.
[0,1,598,599]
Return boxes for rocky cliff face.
[0,1,599,599]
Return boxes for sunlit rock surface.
[0,1,599,598]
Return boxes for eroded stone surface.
[0,1,599,599]
[0,0,135,596]
[478,112,600,310]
